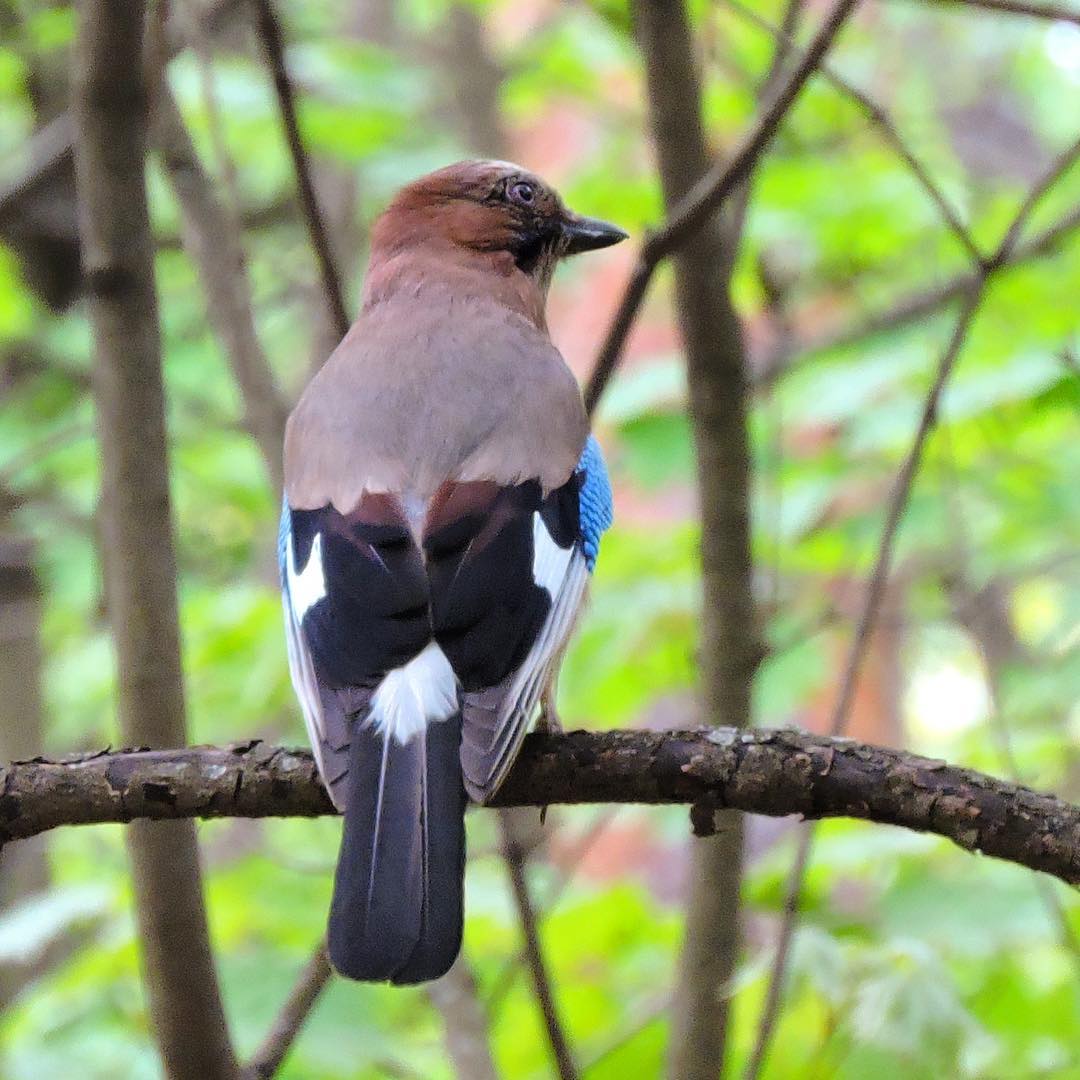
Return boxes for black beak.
[562,213,629,255]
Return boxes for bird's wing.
[279,493,465,983]
[443,436,613,802]
[279,499,345,800]
[278,494,438,804]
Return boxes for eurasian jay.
[279,160,625,984]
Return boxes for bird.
[278,160,624,984]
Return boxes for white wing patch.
[532,512,574,597]
[369,642,459,745]
[281,583,349,807]
[286,531,327,621]
[460,515,588,802]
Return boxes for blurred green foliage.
[1,0,1079,1075]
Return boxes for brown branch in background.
[186,0,244,219]
[722,0,982,264]
[484,809,619,1017]
[501,817,580,1080]
[632,2,761,1075]
[584,0,860,417]
[994,132,1080,261]
[630,3,862,1076]
[251,0,350,339]
[2,731,1079,882]
[154,88,289,491]
[742,292,983,1079]
[938,449,1080,969]
[910,0,1080,25]
[759,201,1080,382]
[426,957,500,1080]
[0,537,51,1008]
[242,942,331,1079]
[742,130,1080,1080]
[70,1,237,1076]
[720,0,806,248]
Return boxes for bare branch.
[251,0,350,339]
[759,202,1080,382]
[154,88,288,491]
[1,731,1078,884]
[242,942,331,1079]
[584,0,860,416]
[743,130,1080,1079]
[722,0,981,264]
[740,825,813,1080]
[631,0,763,1073]
[426,957,499,1080]
[485,809,619,1016]
[908,0,1080,25]
[501,816,579,1080]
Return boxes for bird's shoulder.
[284,287,587,512]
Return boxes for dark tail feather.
[328,716,467,985]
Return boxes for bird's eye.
[508,181,536,207]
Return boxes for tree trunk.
[0,535,49,1009]
[71,2,237,1076]
[632,2,762,1076]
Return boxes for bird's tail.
[327,714,467,984]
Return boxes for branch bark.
[2,731,1077,884]
[742,128,1080,1079]
[632,2,758,1074]
[252,0,350,340]
[909,0,1080,25]
[425,957,499,1080]
[585,0,860,416]
[71,3,237,1076]
[154,88,288,492]
[758,201,1080,383]
[242,942,331,1079]
[502,819,579,1080]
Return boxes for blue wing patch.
[277,496,291,587]
[575,435,613,571]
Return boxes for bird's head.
[369,160,628,293]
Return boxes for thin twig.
[740,826,813,1080]
[741,130,1080,1080]
[154,87,289,491]
[722,0,982,264]
[251,0,350,339]
[485,808,619,1015]
[583,0,861,416]
[994,131,1080,263]
[243,942,332,1079]
[938,448,1080,972]
[500,818,580,1080]
[426,956,499,1080]
[724,0,808,252]
[0,422,95,490]
[759,198,1080,386]
[186,0,244,219]
[907,0,1080,25]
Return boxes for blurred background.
[1,0,1080,1076]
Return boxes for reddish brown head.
[367,160,627,299]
